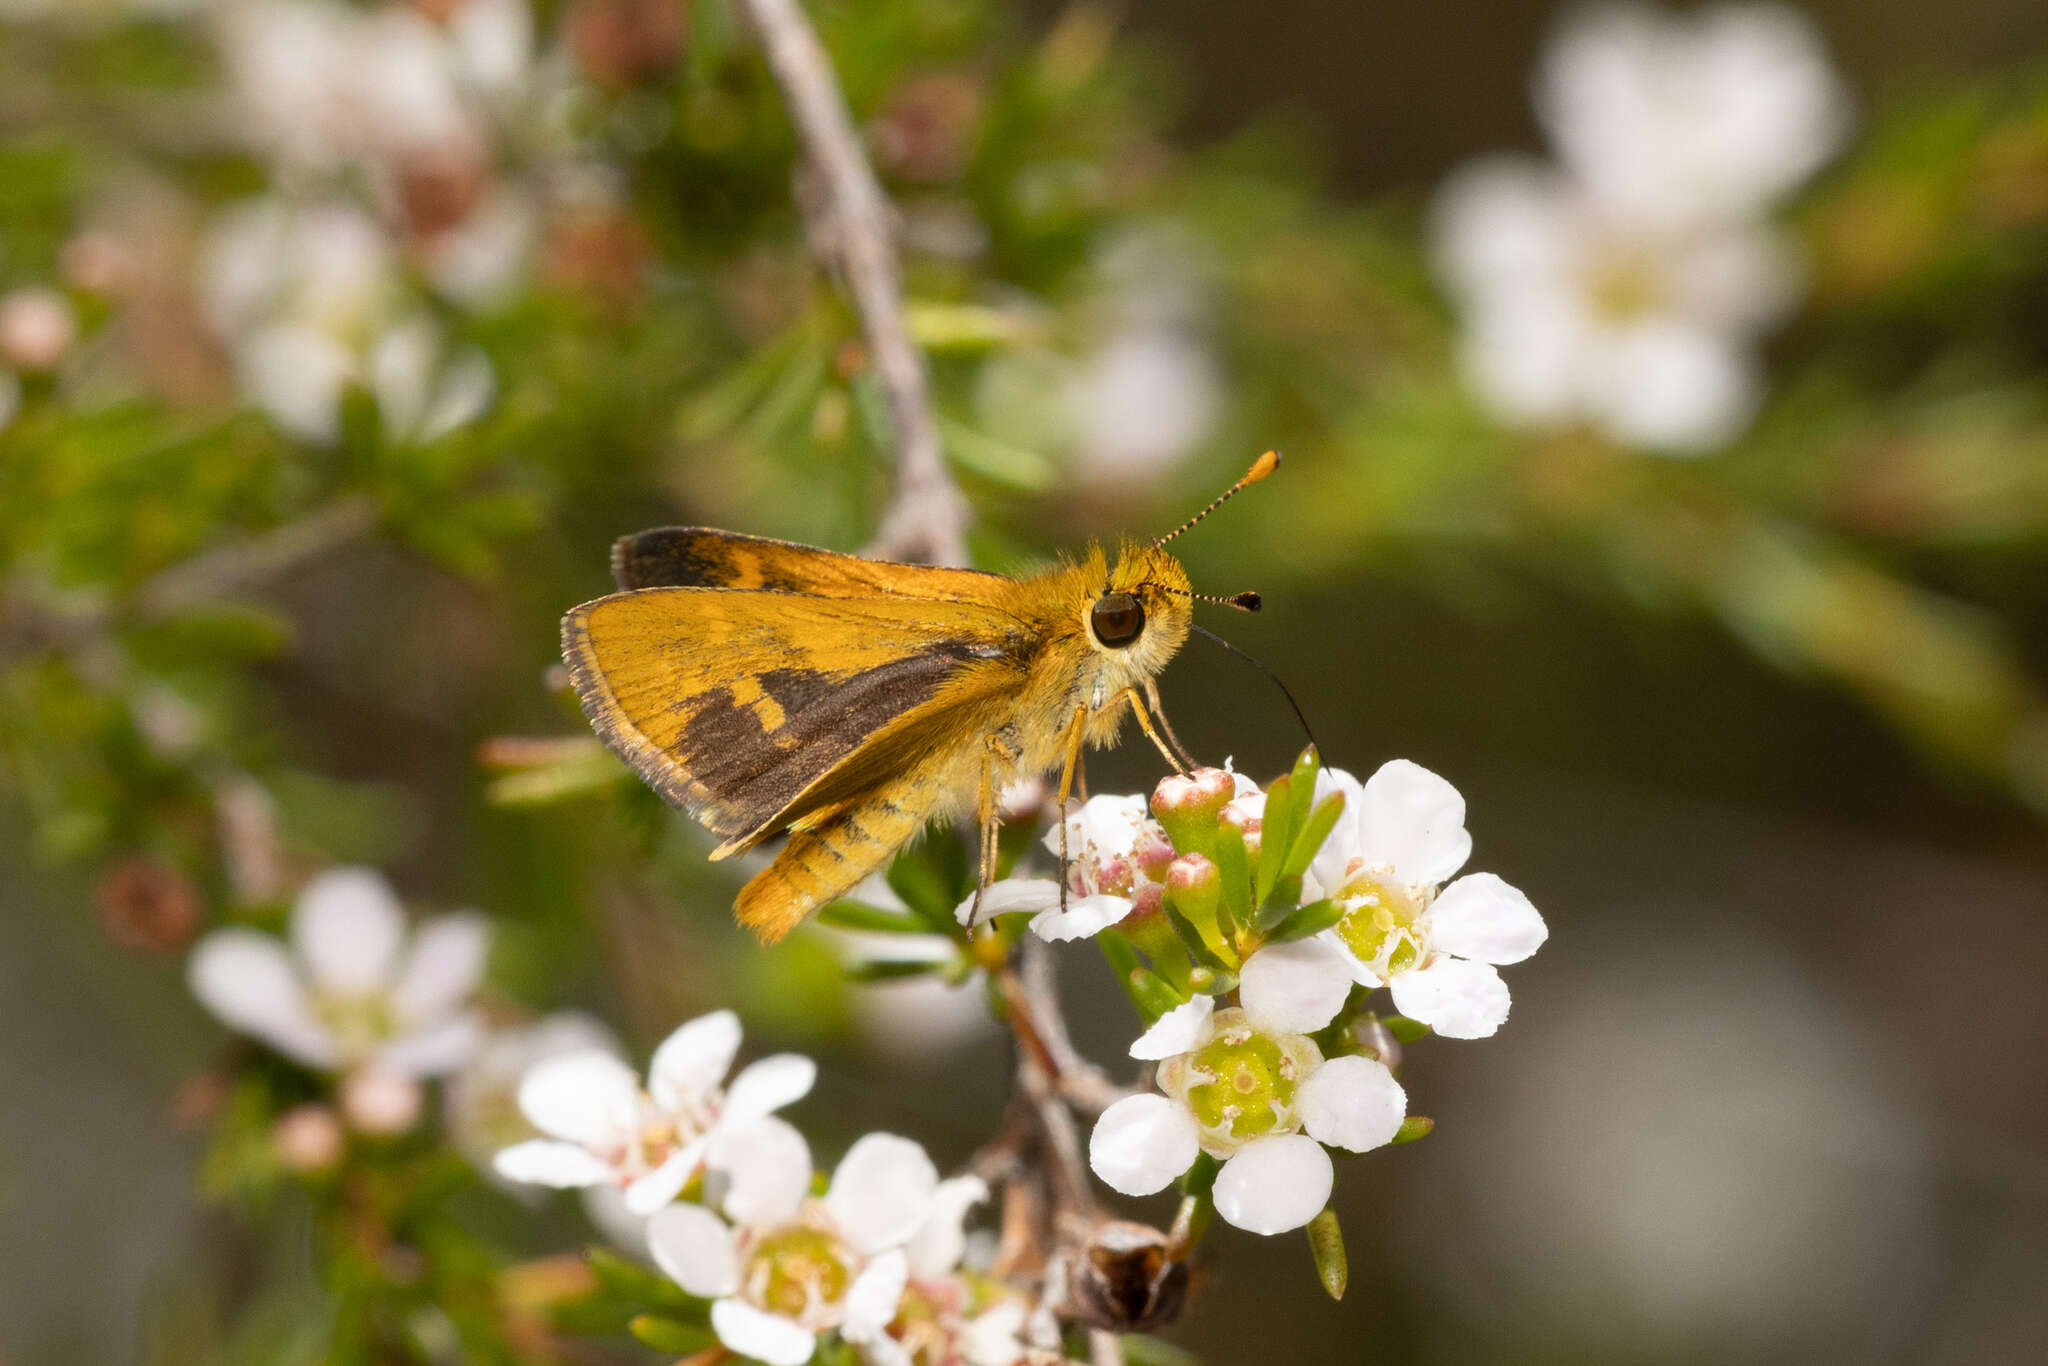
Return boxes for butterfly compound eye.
[1090,593,1145,649]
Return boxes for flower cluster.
[973,749,1548,1236]
[1432,4,1850,453]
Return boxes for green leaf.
[1164,904,1232,972]
[1285,789,1347,879]
[583,1247,700,1313]
[1099,928,1143,985]
[885,849,955,926]
[1212,825,1252,949]
[1307,1207,1348,1300]
[628,1314,716,1354]
[1392,1115,1435,1144]
[1127,967,1184,1023]
[1254,773,1296,908]
[843,956,945,982]
[818,900,936,935]
[1264,898,1346,943]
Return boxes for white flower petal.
[516,1050,642,1146]
[827,1133,939,1254]
[375,1010,483,1077]
[955,877,1060,927]
[722,1054,816,1125]
[1431,154,1577,300]
[1212,1134,1333,1235]
[1317,928,1387,988]
[187,928,333,1067]
[1390,956,1512,1040]
[1299,1055,1407,1153]
[390,911,490,1023]
[1587,320,1757,455]
[624,1136,707,1215]
[1238,939,1354,1037]
[292,867,407,993]
[905,1174,989,1280]
[648,1009,741,1113]
[842,1248,910,1339]
[1427,873,1548,966]
[707,1116,813,1227]
[1128,993,1215,1061]
[1088,1094,1199,1197]
[493,1139,614,1189]
[962,1300,1030,1366]
[711,1298,815,1366]
[1027,893,1133,943]
[1358,761,1472,888]
[647,1203,739,1297]
[1043,793,1149,862]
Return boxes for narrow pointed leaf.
[1307,1208,1347,1301]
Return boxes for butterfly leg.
[1118,686,1190,776]
[1143,677,1199,770]
[965,734,1019,926]
[1054,703,1088,915]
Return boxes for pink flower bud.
[340,1068,424,1136]
[273,1103,345,1173]
[1132,824,1177,880]
[0,288,77,372]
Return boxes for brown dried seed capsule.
[1068,1220,1190,1333]
[95,854,202,954]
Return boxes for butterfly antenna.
[1150,450,1281,552]
[1189,622,1317,752]
[1159,585,1263,612]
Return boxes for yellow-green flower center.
[1161,1008,1322,1155]
[313,992,397,1057]
[1334,877,1424,977]
[743,1224,855,1327]
[1583,246,1664,324]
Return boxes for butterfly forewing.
[611,526,1004,600]
[563,588,1024,848]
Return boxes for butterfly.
[562,453,1276,942]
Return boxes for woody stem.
[736,0,970,568]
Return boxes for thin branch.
[736,0,970,567]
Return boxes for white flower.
[492,1009,816,1215]
[445,1011,621,1182]
[1309,761,1547,1040]
[956,793,1175,941]
[649,1129,939,1366]
[1431,4,1849,454]
[1088,939,1408,1235]
[1536,4,1851,231]
[188,867,490,1081]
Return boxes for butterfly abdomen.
[735,780,938,942]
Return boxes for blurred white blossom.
[492,1009,816,1215]
[188,867,490,1089]
[649,1129,939,1366]
[1433,4,1850,454]
[199,197,494,443]
[446,1010,621,1180]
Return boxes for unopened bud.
[273,1103,346,1174]
[1353,1014,1401,1069]
[1163,852,1220,926]
[340,1068,424,1136]
[1069,1221,1189,1333]
[1151,767,1234,856]
[0,288,77,371]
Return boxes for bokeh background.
[3,1,2047,1363]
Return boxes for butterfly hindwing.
[611,527,1004,601]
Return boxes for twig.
[1013,935,1130,1115]
[2,495,379,658]
[736,0,970,567]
